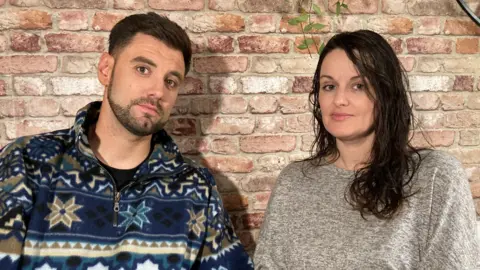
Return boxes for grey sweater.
[254,150,479,269]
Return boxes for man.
[0,13,253,269]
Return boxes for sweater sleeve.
[420,153,479,269]
[0,142,33,269]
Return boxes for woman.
[254,30,479,269]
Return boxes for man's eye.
[166,79,177,88]
[136,66,150,75]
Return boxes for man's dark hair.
[109,12,192,75]
[307,30,428,219]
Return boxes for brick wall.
[0,0,479,254]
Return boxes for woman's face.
[318,49,375,142]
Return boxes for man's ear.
[97,52,115,86]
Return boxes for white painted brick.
[241,76,289,94]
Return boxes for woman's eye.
[353,83,365,91]
[322,85,335,91]
[136,66,150,75]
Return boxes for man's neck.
[333,133,375,171]
[89,110,152,170]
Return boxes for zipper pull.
[113,192,120,227]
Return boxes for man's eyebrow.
[131,56,157,68]
[168,71,184,82]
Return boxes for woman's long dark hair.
[306,30,426,219]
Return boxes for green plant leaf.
[304,23,313,32]
[313,4,322,16]
[299,7,307,13]
[318,42,325,54]
[296,13,309,22]
[304,38,315,45]
[335,1,341,16]
[341,3,348,9]
[288,18,299,25]
[311,23,325,30]
[297,44,308,50]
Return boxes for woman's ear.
[97,52,115,86]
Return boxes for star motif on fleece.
[45,196,83,229]
[187,209,206,238]
[135,259,159,270]
[119,201,152,230]
[35,263,57,270]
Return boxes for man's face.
[105,33,185,137]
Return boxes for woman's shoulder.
[417,149,464,174]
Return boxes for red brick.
[294,36,322,54]
[174,137,208,155]
[473,182,480,198]
[165,118,197,136]
[460,130,480,146]
[45,33,104,52]
[242,212,264,229]
[278,96,309,114]
[27,98,60,117]
[0,99,25,117]
[240,135,296,153]
[190,97,220,115]
[191,14,245,33]
[222,194,249,211]
[0,0,4,5]
[0,10,52,30]
[411,130,455,147]
[179,77,204,95]
[251,56,277,73]
[6,119,69,139]
[92,12,126,31]
[279,15,330,34]
[0,56,57,74]
[411,93,440,110]
[0,35,7,52]
[209,76,237,94]
[114,0,144,9]
[415,112,444,129]
[242,172,277,192]
[0,81,5,96]
[255,116,284,133]
[367,17,413,34]
[249,96,277,114]
[44,0,107,8]
[209,136,238,154]
[284,114,312,133]
[190,35,207,54]
[278,58,317,74]
[60,96,100,116]
[51,77,102,95]
[249,14,276,33]
[10,31,40,52]
[416,17,441,35]
[328,0,378,14]
[301,134,314,151]
[453,76,474,91]
[387,36,403,54]
[214,173,242,192]
[292,76,313,93]
[440,93,464,111]
[406,37,452,54]
[241,76,289,94]
[382,0,406,14]
[237,231,255,251]
[444,19,480,35]
[444,112,480,128]
[9,0,41,6]
[221,96,248,114]
[171,97,190,116]
[202,156,254,173]
[238,36,289,53]
[407,0,464,16]
[470,167,480,182]
[238,0,293,12]
[201,116,255,135]
[450,149,480,164]
[207,36,234,53]
[398,56,415,72]
[254,191,271,210]
[149,0,204,10]
[58,11,88,31]
[62,56,97,74]
[257,155,287,172]
[456,38,479,54]
[13,77,46,96]
[209,0,236,11]
[194,56,248,73]
[466,93,480,110]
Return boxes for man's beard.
[107,78,167,137]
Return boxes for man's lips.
[137,104,159,115]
